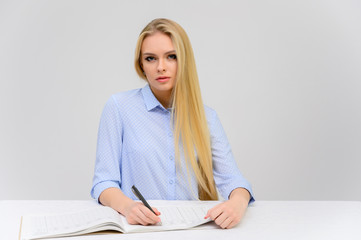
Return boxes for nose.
[157,59,166,73]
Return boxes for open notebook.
[19,200,220,240]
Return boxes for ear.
[139,61,146,76]
[139,58,144,70]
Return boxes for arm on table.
[99,187,161,225]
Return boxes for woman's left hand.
[204,188,250,229]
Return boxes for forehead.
[141,32,174,54]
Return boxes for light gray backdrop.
[0,0,360,201]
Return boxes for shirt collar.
[141,84,166,111]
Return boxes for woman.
[91,18,254,229]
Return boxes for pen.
[131,185,157,215]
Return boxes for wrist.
[117,197,134,215]
[99,188,134,215]
[229,188,250,205]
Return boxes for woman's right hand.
[123,200,161,225]
[99,188,161,226]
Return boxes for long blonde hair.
[134,18,218,200]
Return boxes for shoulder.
[104,88,143,111]
[204,105,225,132]
[111,88,142,105]
[204,105,218,121]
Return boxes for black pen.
[131,185,157,215]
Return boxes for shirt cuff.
[91,181,121,201]
[219,181,255,205]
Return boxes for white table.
[1,200,361,240]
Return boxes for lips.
[156,76,170,82]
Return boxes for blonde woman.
[91,18,254,229]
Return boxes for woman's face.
[141,31,177,101]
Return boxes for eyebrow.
[142,50,176,56]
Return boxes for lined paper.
[20,201,220,239]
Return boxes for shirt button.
[168,132,172,137]
[169,156,174,160]
[169,180,174,184]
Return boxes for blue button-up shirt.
[91,84,254,202]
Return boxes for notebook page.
[159,205,209,225]
[121,201,219,233]
[21,206,123,240]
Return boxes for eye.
[168,54,177,60]
[145,56,156,62]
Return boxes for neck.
[150,88,172,109]
[158,98,171,109]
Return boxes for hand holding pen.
[123,185,161,225]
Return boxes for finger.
[204,209,210,219]
[126,209,147,225]
[133,214,149,226]
[152,207,161,216]
[140,206,161,224]
[226,220,238,229]
[208,206,223,220]
[204,206,218,219]
[140,212,158,224]
[214,212,227,226]
[220,217,233,229]
[129,207,149,225]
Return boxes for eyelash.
[144,54,177,62]
[168,54,177,60]
[145,56,155,62]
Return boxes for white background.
[0,0,360,200]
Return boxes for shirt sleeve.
[207,109,255,203]
[91,96,123,201]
